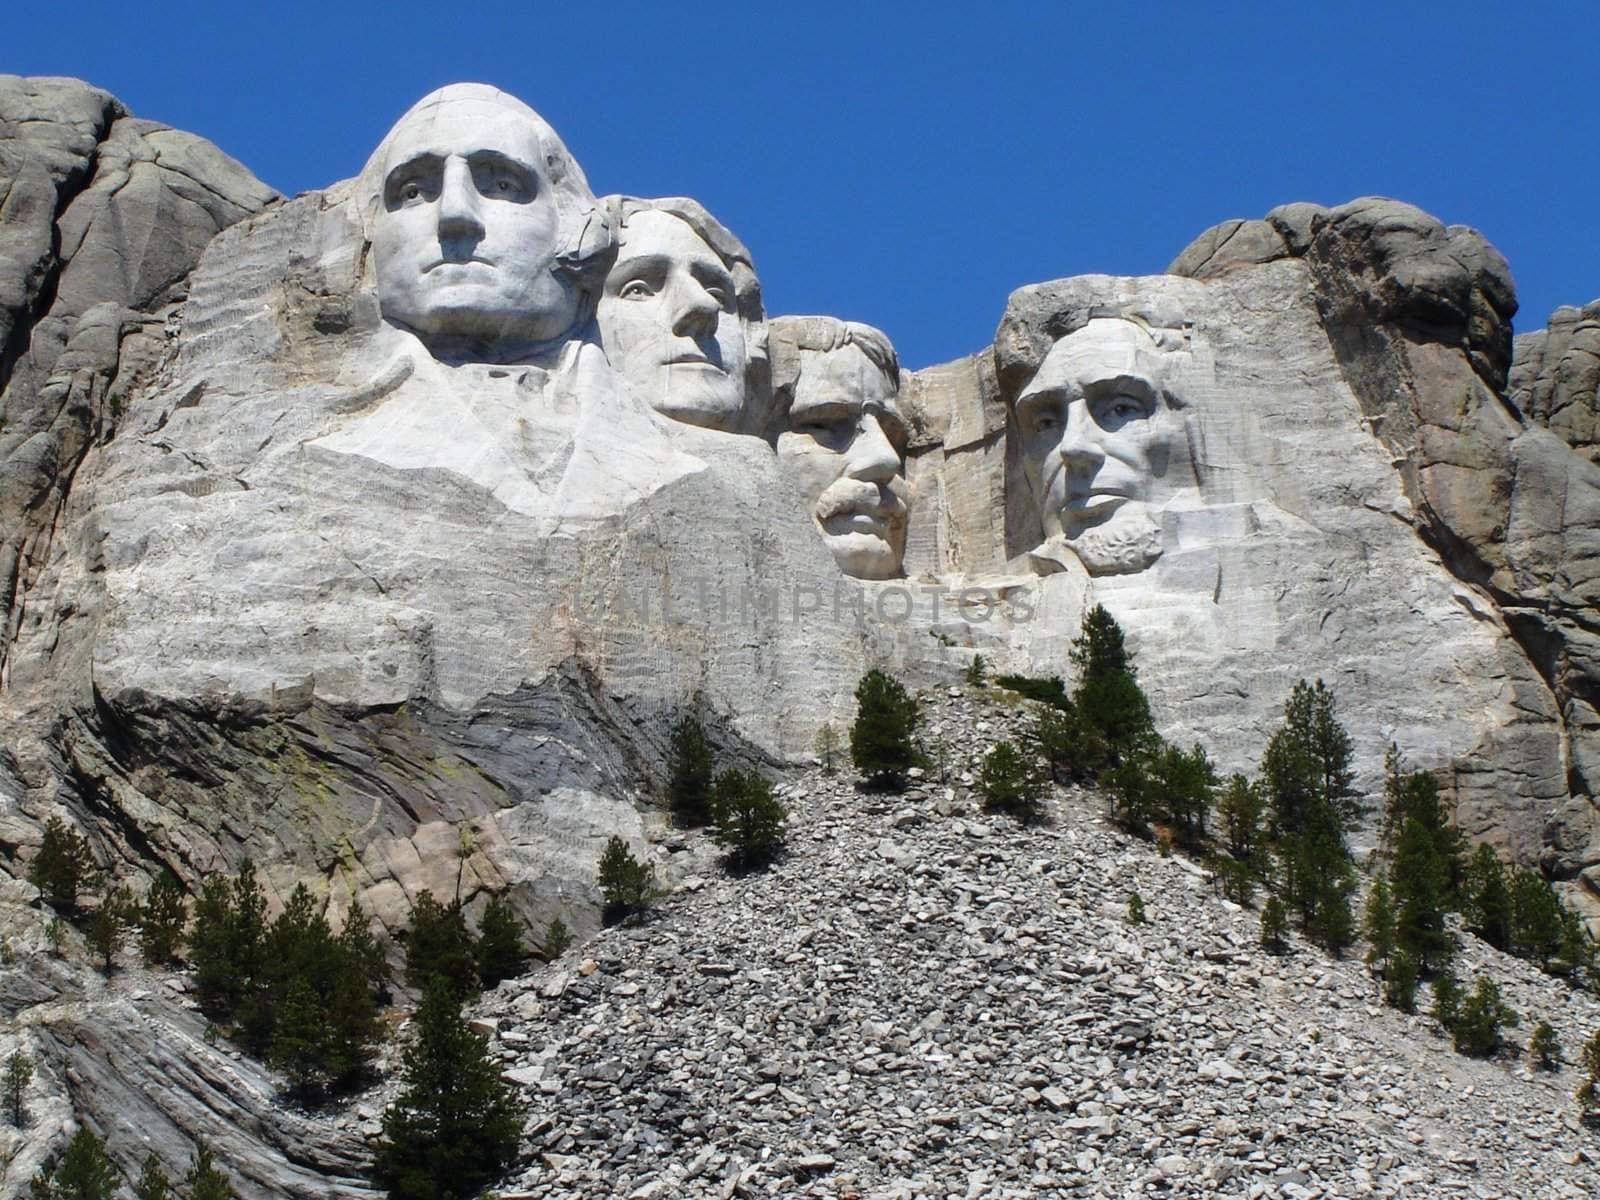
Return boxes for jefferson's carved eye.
[705,286,730,307]
[619,279,654,301]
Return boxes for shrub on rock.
[850,670,920,789]
[709,768,787,869]
[977,741,1046,824]
[597,836,660,923]
[666,713,715,827]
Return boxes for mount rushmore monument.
[1,75,1598,953]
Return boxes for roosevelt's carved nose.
[845,414,900,484]
[437,157,485,243]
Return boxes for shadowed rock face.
[3,77,1600,1196]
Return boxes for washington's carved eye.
[706,286,730,307]
[401,183,423,202]
[496,178,514,192]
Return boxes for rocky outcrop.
[1170,198,1600,894]
[0,74,276,687]
[1511,300,1600,460]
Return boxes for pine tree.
[338,903,391,1004]
[976,741,1047,824]
[5,1050,32,1128]
[32,1125,119,1200]
[1152,742,1217,849]
[187,876,235,1017]
[269,975,331,1098]
[1390,816,1455,975]
[1380,749,1465,903]
[1261,679,1358,838]
[132,1154,173,1200]
[138,870,188,967]
[372,982,526,1200]
[1216,774,1265,863]
[709,768,788,868]
[813,723,841,774]
[1529,1021,1561,1070]
[1071,604,1133,678]
[1070,605,1155,765]
[1509,866,1566,967]
[1032,704,1081,784]
[1260,896,1290,954]
[1362,876,1397,973]
[182,1144,235,1200]
[1450,976,1518,1057]
[963,654,987,687]
[227,862,272,1054]
[540,915,574,960]
[1103,752,1155,836]
[596,837,659,922]
[1577,1029,1600,1125]
[403,890,479,1000]
[665,713,715,827]
[1462,843,1512,950]
[1280,807,1357,956]
[28,817,98,914]
[85,887,132,976]
[474,895,529,987]
[849,670,920,789]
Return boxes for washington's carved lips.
[424,256,495,272]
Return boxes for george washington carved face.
[366,85,597,361]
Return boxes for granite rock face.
[0,74,277,685]
[2,78,1600,1197]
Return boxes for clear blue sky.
[9,2,1595,368]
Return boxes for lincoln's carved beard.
[1059,500,1164,575]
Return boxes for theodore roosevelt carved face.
[596,197,765,433]
[1013,315,1198,575]
[770,317,909,580]
[366,84,599,361]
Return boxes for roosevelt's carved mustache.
[816,480,907,526]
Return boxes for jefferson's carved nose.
[670,278,721,339]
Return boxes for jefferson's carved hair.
[600,196,763,326]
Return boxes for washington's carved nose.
[437,158,485,243]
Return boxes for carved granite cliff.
[2,77,1599,1197]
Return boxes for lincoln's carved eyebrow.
[1079,372,1158,404]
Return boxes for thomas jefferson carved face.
[1014,318,1194,574]
[596,210,750,431]
[369,86,591,359]
[775,343,909,580]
